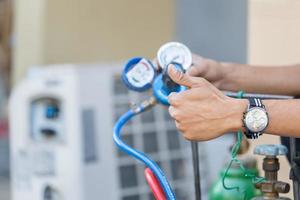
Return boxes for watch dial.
[245,107,268,132]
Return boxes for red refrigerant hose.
[145,168,167,200]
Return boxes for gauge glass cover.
[125,58,155,88]
[157,42,192,70]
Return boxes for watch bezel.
[243,107,269,133]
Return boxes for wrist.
[262,100,275,133]
[225,98,248,133]
[218,62,238,90]
[220,62,244,91]
[241,98,270,139]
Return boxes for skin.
[167,54,300,141]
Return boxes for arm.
[231,99,300,138]
[167,65,300,141]
[223,64,300,96]
[189,55,300,96]
[259,99,300,137]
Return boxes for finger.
[175,120,184,132]
[168,92,180,106]
[187,55,205,76]
[168,106,176,119]
[168,64,195,87]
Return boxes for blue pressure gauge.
[122,57,156,92]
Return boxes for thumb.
[168,64,195,88]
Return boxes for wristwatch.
[243,98,269,139]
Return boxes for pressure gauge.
[157,42,192,70]
[122,57,156,92]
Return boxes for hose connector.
[132,97,157,113]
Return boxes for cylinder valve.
[252,144,291,200]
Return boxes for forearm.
[221,63,300,96]
[232,99,300,138]
[264,99,300,137]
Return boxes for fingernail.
[168,64,179,73]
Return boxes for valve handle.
[254,144,288,156]
[162,62,185,90]
[152,63,186,105]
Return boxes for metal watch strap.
[244,98,264,139]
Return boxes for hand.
[167,64,247,141]
[188,54,234,89]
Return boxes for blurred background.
[0,0,300,200]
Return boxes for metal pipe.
[191,141,201,200]
[224,91,293,100]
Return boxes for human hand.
[167,64,247,141]
[188,54,234,89]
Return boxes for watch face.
[244,107,268,132]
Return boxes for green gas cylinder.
[208,157,262,200]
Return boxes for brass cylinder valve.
[252,144,290,200]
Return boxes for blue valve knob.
[152,63,186,105]
[254,144,288,156]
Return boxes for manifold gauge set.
[121,42,192,94]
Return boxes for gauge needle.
[171,55,180,61]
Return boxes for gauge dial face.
[125,58,155,88]
[245,107,268,132]
[157,42,192,70]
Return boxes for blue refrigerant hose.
[113,105,176,200]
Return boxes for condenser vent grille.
[113,75,210,200]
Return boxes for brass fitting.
[252,145,291,200]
